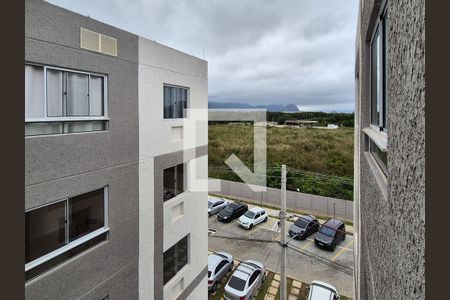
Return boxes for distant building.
[25,1,208,299]
[354,0,425,299]
[284,120,318,127]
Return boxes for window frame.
[163,83,190,119]
[163,234,190,285]
[369,6,388,133]
[163,163,187,202]
[366,3,389,176]
[25,64,109,123]
[25,186,109,274]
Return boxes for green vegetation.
[209,123,354,200]
[267,111,354,127]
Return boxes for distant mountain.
[208,102,299,112]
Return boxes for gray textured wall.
[356,0,425,299]
[25,0,139,299]
[210,178,354,222]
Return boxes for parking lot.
[208,206,354,298]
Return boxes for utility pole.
[280,164,287,300]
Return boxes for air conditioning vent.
[100,34,117,56]
[80,28,117,57]
[80,28,100,52]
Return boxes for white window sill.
[363,126,387,151]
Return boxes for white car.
[208,252,234,293]
[224,260,266,300]
[238,207,268,229]
[307,280,340,300]
[208,196,229,216]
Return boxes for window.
[163,163,185,201]
[215,260,226,274]
[370,8,388,131]
[163,235,189,285]
[25,187,109,281]
[366,5,388,176]
[164,85,188,119]
[25,64,108,136]
[249,270,261,286]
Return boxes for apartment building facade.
[25,1,208,299]
[354,0,425,299]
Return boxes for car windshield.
[228,276,246,291]
[208,271,211,278]
[208,201,214,208]
[244,211,256,219]
[294,218,308,228]
[319,225,336,237]
[224,205,234,213]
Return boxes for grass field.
[208,123,354,200]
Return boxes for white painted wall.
[138,37,208,160]
[138,36,208,300]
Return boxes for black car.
[217,202,248,222]
[288,215,320,240]
[314,219,346,251]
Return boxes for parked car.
[207,252,234,293]
[314,219,346,251]
[217,202,248,222]
[288,215,320,240]
[238,207,268,229]
[224,260,266,300]
[307,280,340,300]
[208,196,229,216]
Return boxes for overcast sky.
[47,0,358,112]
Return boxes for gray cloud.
[47,0,358,112]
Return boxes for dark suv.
[314,219,346,251]
[217,202,248,222]
[288,215,320,240]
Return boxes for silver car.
[224,260,266,300]
[208,252,234,293]
[208,196,229,216]
[307,281,340,300]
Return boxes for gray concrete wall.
[210,179,354,222]
[355,0,425,299]
[25,0,139,299]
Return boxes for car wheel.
[249,223,254,230]
[343,233,346,241]
[211,282,217,293]
[331,243,336,251]
[229,262,234,272]
[262,273,266,282]
[264,216,268,222]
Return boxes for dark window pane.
[25,232,107,281]
[163,245,177,285]
[371,28,381,126]
[164,86,188,119]
[67,72,89,116]
[69,189,105,241]
[164,86,174,118]
[26,201,66,263]
[163,235,189,285]
[46,69,64,117]
[176,164,185,195]
[163,166,176,201]
[369,140,388,175]
[177,236,188,270]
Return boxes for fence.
[209,178,353,222]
